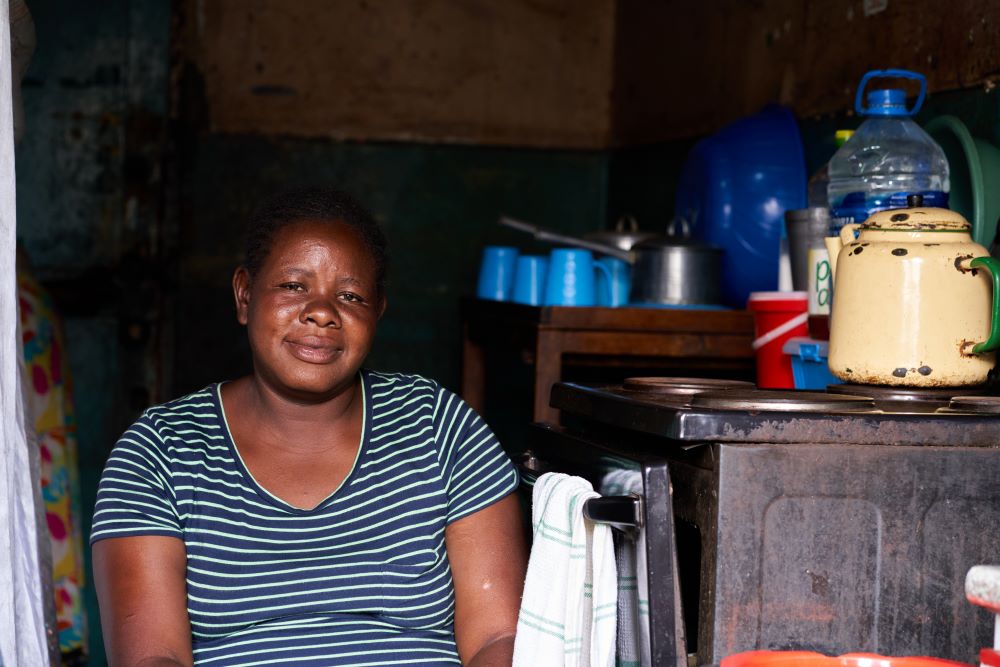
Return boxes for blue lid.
[866,88,909,116]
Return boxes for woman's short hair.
[243,187,389,299]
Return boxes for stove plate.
[622,376,754,396]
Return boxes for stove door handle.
[583,494,643,530]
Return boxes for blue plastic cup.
[511,255,549,306]
[476,246,519,301]
[543,249,611,307]
[595,257,631,307]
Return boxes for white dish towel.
[513,472,617,667]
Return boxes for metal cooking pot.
[498,216,723,306]
[628,219,723,305]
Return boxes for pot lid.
[629,215,722,252]
[861,206,971,232]
[584,229,655,251]
[632,236,721,251]
[583,215,656,251]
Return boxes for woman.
[92,188,528,666]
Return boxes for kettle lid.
[862,206,971,233]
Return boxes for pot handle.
[497,216,633,263]
[969,256,1000,354]
[666,216,691,239]
[615,215,639,233]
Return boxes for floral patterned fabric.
[18,265,87,657]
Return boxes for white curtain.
[0,0,51,662]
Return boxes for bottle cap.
[866,88,909,117]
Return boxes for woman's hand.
[445,492,528,667]
[93,536,194,667]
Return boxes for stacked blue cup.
[543,249,612,307]
[511,256,549,306]
[476,246,519,301]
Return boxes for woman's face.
[234,219,384,401]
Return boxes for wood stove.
[521,378,1000,665]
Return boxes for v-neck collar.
[214,370,371,514]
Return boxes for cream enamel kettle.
[825,202,1000,386]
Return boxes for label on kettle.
[807,247,832,316]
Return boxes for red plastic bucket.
[747,291,808,389]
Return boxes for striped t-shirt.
[91,370,519,666]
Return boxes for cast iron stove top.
[551,377,1000,447]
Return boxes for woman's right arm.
[93,535,194,667]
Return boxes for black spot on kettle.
[893,367,908,378]
[892,248,908,256]
[918,366,933,376]
[891,213,910,222]
[852,246,864,255]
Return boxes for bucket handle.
[751,312,809,351]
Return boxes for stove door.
[521,424,687,667]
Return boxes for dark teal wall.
[173,134,610,396]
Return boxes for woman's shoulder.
[123,384,224,449]
[142,383,221,421]
[364,369,479,424]
[364,369,443,399]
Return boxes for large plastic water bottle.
[828,69,949,224]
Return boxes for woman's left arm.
[446,492,528,667]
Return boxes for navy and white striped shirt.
[91,370,519,666]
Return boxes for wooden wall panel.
[614,0,1000,144]
[178,0,1000,147]
[180,0,616,148]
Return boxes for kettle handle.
[969,257,1000,354]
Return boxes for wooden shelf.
[460,297,755,422]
